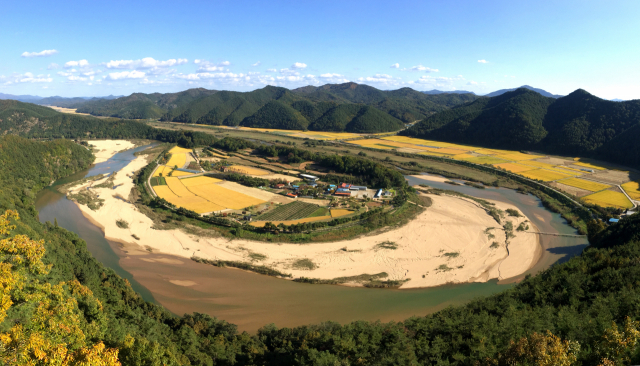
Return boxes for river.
[35,147,588,332]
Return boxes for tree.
[0,210,121,365]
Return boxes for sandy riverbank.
[87,140,136,163]
[68,147,541,289]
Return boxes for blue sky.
[1,0,639,99]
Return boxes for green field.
[257,201,320,221]
[150,176,166,186]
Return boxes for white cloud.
[357,74,402,86]
[21,49,58,58]
[390,63,399,69]
[104,57,188,69]
[279,68,300,76]
[219,61,230,66]
[467,81,478,85]
[194,60,232,73]
[402,65,439,72]
[47,63,60,70]
[252,61,261,67]
[291,62,307,69]
[64,60,89,68]
[106,70,146,80]
[57,71,73,77]
[478,59,488,64]
[266,68,277,72]
[67,75,88,82]
[4,72,53,84]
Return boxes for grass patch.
[292,258,317,270]
[248,252,267,261]
[68,190,105,211]
[490,241,499,249]
[192,257,291,278]
[443,252,459,259]
[307,207,330,218]
[116,219,129,229]
[375,241,398,250]
[436,264,453,272]
[150,176,167,186]
[506,208,522,217]
[517,222,530,231]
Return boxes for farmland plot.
[257,201,320,221]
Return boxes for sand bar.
[68,147,540,289]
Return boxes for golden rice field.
[494,162,538,173]
[166,153,187,168]
[249,216,330,227]
[188,184,264,209]
[453,154,475,160]
[153,186,225,213]
[519,169,574,182]
[621,181,640,200]
[474,148,503,155]
[153,165,170,177]
[169,146,193,154]
[573,161,607,171]
[495,152,544,161]
[165,177,196,197]
[228,165,269,175]
[461,156,510,165]
[154,175,264,212]
[419,151,452,157]
[582,190,634,209]
[330,209,353,218]
[521,160,557,169]
[559,178,611,192]
[180,176,222,187]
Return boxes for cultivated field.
[257,201,321,221]
[622,181,640,200]
[188,184,264,210]
[249,216,331,227]
[582,190,634,209]
[519,169,574,182]
[181,176,222,186]
[559,178,611,192]
[494,163,537,173]
[228,165,269,175]
[330,209,353,218]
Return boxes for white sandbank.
[68,145,540,289]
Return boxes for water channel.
[35,146,588,332]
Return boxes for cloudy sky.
[2,0,639,99]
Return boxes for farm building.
[274,183,286,189]
[339,183,352,189]
[286,193,297,198]
[580,168,595,173]
[334,192,351,197]
[374,189,383,198]
[609,218,620,223]
[300,174,319,183]
[350,185,367,191]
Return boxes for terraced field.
[257,201,321,221]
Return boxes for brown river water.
[35,147,588,332]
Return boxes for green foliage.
[403,88,640,166]
[241,100,310,130]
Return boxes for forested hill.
[0,99,218,147]
[402,88,640,166]
[62,83,478,133]
[4,135,640,364]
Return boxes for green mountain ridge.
[403,88,640,166]
[65,83,479,133]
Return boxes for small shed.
[609,218,620,223]
[300,174,319,182]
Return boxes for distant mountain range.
[483,85,564,98]
[403,87,640,166]
[57,83,479,133]
[421,89,475,95]
[0,93,122,107]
